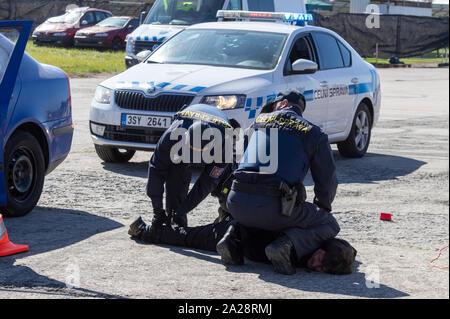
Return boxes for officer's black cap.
[274,90,305,105]
[260,90,305,114]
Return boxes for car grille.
[92,123,165,145]
[115,90,194,112]
[133,40,161,55]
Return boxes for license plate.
[121,114,172,129]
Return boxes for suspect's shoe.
[216,224,244,265]
[265,236,297,275]
[128,217,147,239]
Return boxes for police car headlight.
[94,86,112,104]
[200,95,246,110]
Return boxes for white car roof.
[187,21,317,34]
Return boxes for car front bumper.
[32,35,73,46]
[74,37,112,48]
[90,99,180,151]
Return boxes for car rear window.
[313,32,345,70]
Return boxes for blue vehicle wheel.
[1,131,45,217]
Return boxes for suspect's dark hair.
[322,238,357,275]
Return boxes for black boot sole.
[265,244,296,275]
[216,240,244,266]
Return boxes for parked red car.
[74,16,139,50]
[32,7,112,46]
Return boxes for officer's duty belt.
[231,180,281,197]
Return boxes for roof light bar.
[216,10,313,23]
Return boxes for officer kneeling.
[219,91,341,275]
[143,104,234,228]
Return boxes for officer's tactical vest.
[238,108,314,185]
[173,104,232,131]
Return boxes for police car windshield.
[144,0,224,25]
[147,29,287,70]
[47,11,83,24]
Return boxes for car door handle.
[320,81,328,87]
[351,77,359,84]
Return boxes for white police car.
[90,11,380,162]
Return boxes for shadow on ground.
[0,207,124,298]
[165,247,408,298]
[102,161,149,179]
[101,152,426,186]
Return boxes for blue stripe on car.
[189,86,207,92]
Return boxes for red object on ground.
[380,213,392,221]
[0,214,29,257]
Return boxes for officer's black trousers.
[165,164,191,214]
[227,190,340,261]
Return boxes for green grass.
[25,41,126,76]
[364,57,444,65]
[25,41,446,75]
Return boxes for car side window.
[82,12,96,25]
[285,35,315,74]
[337,41,352,67]
[129,19,140,29]
[0,40,10,84]
[95,12,107,23]
[312,32,344,70]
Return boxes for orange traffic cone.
[0,214,29,257]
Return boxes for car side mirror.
[128,25,134,29]
[291,59,318,74]
[81,20,88,25]
[136,50,152,62]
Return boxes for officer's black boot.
[128,216,147,239]
[213,207,231,224]
[151,208,170,226]
[216,224,244,265]
[265,235,297,275]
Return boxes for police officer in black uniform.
[140,103,234,228]
[220,90,340,275]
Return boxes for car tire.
[112,37,123,50]
[94,145,135,163]
[1,131,45,217]
[337,102,372,158]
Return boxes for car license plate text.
[121,114,172,129]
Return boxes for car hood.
[128,24,184,42]
[101,63,273,95]
[77,26,120,34]
[35,22,73,33]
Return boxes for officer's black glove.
[151,208,170,226]
[172,212,188,228]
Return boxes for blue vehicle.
[0,20,73,217]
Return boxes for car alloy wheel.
[355,110,370,152]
